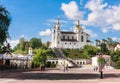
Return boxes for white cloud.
[112,23,120,31]
[61,1,83,20]
[84,29,98,38]
[102,28,109,33]
[61,0,120,33]
[61,29,68,31]
[8,40,19,49]
[112,37,120,41]
[84,0,120,32]
[39,29,51,36]
[85,0,108,12]
[21,35,25,38]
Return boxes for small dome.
[75,25,82,29]
[75,20,82,29]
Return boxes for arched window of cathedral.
[81,35,84,42]
[63,36,65,39]
[67,36,69,39]
[72,36,74,39]
[70,43,71,45]
[58,41,59,44]
[54,30,55,33]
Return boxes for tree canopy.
[29,38,42,49]
[0,5,11,53]
[110,50,120,69]
[0,5,11,45]
[32,48,47,68]
[62,45,99,59]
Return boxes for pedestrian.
[63,64,66,72]
[96,66,98,71]
[66,64,68,72]
[93,65,96,71]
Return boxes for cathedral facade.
[50,20,91,49]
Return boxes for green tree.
[32,48,47,68]
[13,37,29,54]
[95,39,109,54]
[115,60,120,69]
[0,5,11,52]
[98,57,106,65]
[95,39,100,46]
[110,50,120,69]
[110,50,120,62]
[13,37,43,54]
[45,41,51,47]
[46,48,56,58]
[29,38,42,49]
[19,37,26,51]
[100,42,109,54]
[82,45,99,57]
[107,38,119,51]
[82,51,90,59]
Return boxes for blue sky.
[0,0,120,48]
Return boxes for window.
[58,41,59,44]
[58,27,60,30]
[81,36,84,42]
[72,36,74,39]
[70,43,71,45]
[63,36,65,39]
[74,43,76,45]
[67,36,69,39]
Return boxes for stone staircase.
[52,48,77,67]
[52,48,66,59]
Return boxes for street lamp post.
[99,53,103,79]
[96,39,108,79]
[97,39,106,79]
[1,55,3,71]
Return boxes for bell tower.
[51,19,61,48]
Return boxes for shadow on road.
[0,70,119,80]
[0,72,99,80]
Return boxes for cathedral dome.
[75,20,82,29]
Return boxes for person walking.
[66,64,68,72]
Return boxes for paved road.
[0,68,120,83]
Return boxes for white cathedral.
[50,20,91,49]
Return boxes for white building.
[50,20,91,49]
[114,44,120,51]
[92,55,112,69]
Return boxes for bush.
[115,60,120,69]
[50,63,56,68]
